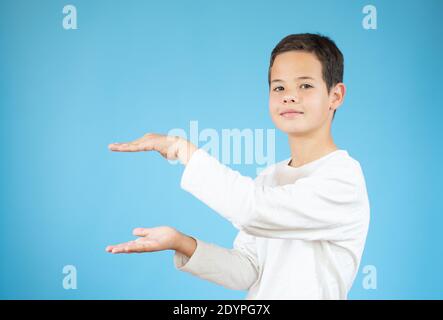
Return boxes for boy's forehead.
[271,51,322,80]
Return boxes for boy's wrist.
[177,138,198,165]
[174,232,197,258]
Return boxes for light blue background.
[0,0,442,299]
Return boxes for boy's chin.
[274,122,309,136]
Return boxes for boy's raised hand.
[106,226,180,254]
[108,133,198,165]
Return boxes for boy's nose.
[283,95,300,104]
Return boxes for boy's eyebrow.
[270,76,315,83]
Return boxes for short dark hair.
[268,33,344,120]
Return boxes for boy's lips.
[280,108,304,118]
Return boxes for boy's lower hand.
[106,226,182,254]
[108,133,198,165]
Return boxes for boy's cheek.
[267,107,280,123]
[268,94,279,105]
[268,100,280,112]
[269,106,281,120]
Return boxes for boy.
[106,33,370,300]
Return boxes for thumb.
[133,227,150,237]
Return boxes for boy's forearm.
[174,233,197,258]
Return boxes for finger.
[111,244,133,254]
[106,240,135,252]
[106,243,124,252]
[106,245,122,253]
[133,227,150,237]
[112,242,147,254]
[108,133,156,151]
[108,143,142,152]
[108,140,156,152]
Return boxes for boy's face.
[269,51,342,136]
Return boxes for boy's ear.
[329,83,346,111]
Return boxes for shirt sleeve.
[180,148,369,241]
[173,231,260,291]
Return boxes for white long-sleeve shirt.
[173,148,370,299]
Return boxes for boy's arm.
[175,233,198,258]
[180,148,369,242]
[173,231,259,292]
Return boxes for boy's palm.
[106,226,179,254]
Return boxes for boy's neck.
[287,131,338,168]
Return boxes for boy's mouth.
[280,108,304,118]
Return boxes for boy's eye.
[272,84,313,92]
